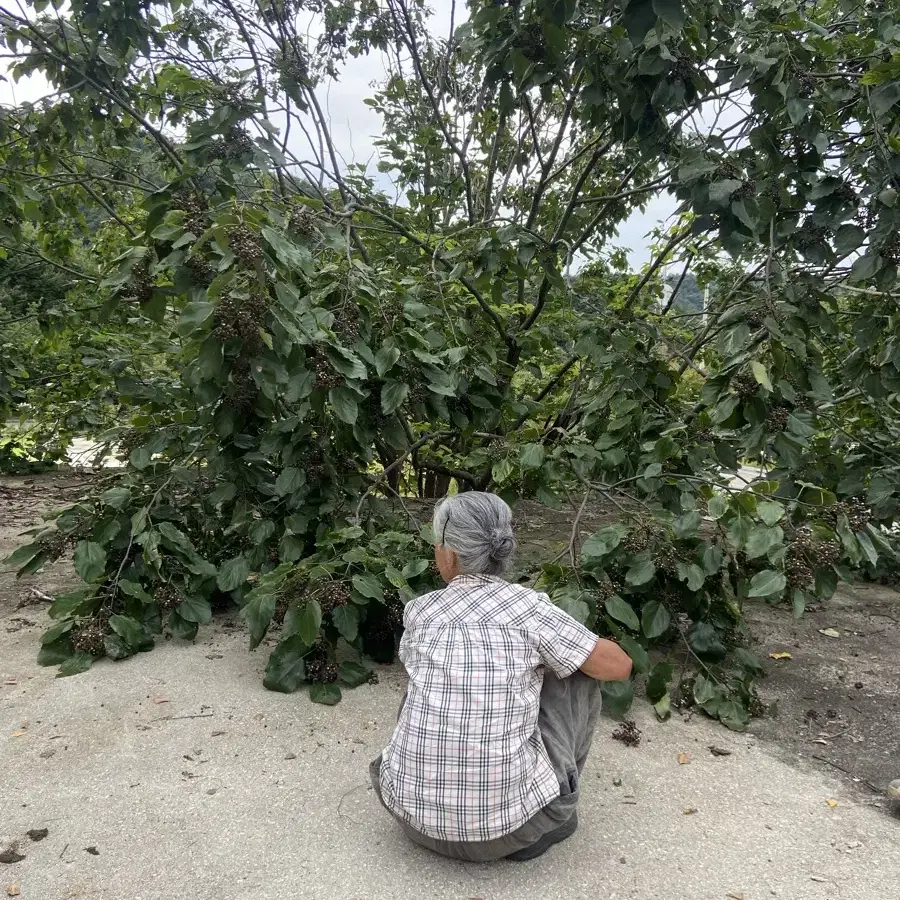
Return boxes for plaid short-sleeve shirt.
[377,574,598,843]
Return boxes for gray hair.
[433,492,517,576]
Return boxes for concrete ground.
[1,624,897,900]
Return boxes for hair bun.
[488,528,516,561]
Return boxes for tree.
[2,0,898,722]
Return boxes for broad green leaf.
[119,580,152,602]
[338,660,372,688]
[748,570,786,598]
[625,558,656,586]
[381,380,409,415]
[709,179,743,207]
[263,635,307,693]
[706,495,727,520]
[100,487,131,509]
[38,636,74,667]
[605,596,640,631]
[581,525,628,561]
[647,661,674,704]
[295,599,323,646]
[618,634,650,674]
[3,542,40,571]
[751,361,772,391]
[792,589,806,619]
[375,346,401,377]
[652,0,684,29]
[623,0,656,44]
[275,467,304,497]
[104,633,135,661]
[352,573,384,602]
[57,652,95,678]
[309,682,342,705]
[332,604,360,642]
[168,610,200,641]
[217,556,249,592]
[401,559,430,579]
[177,594,213,624]
[74,541,107,583]
[717,700,750,732]
[673,510,701,539]
[600,679,634,720]
[556,593,590,625]
[689,622,727,662]
[757,500,784,526]
[242,590,277,649]
[329,386,359,425]
[745,525,783,560]
[520,443,546,470]
[676,561,705,591]
[641,600,672,640]
[855,530,878,566]
[109,614,144,649]
[41,619,75,644]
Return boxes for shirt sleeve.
[530,593,599,678]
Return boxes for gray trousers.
[370,670,602,862]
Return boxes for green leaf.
[57,652,95,677]
[757,500,784,526]
[3,542,40,571]
[676,561,705,591]
[706,495,727,520]
[375,346,401,377]
[792,589,806,619]
[263,635,307,693]
[104,633,135,661]
[556,593,590,625]
[381,380,409,415]
[709,179,743,207]
[119,580,152,602]
[332,604,360,642]
[600,679,634,720]
[717,700,750,732]
[309,682,342,705]
[217,556,249,592]
[275,467,304,497]
[401,559,430,579]
[329,386,359,425]
[856,530,878,566]
[744,525,782,560]
[618,634,650,674]
[871,81,900,118]
[168,610,199,641]
[688,622,727,662]
[352,573,384,602]
[100,487,131,509]
[242,590,277,649]
[748,570,786,598]
[605,596,640,631]
[177,595,213,625]
[646,661,674,704]
[641,600,672,640]
[787,97,808,125]
[338,660,372,688]
[623,0,657,44]
[652,0,684,29]
[38,635,74,666]
[177,301,215,336]
[625,557,656,586]
[751,361,772,391]
[109,614,143,649]
[74,541,107,583]
[296,599,323,646]
[41,619,75,644]
[673,510,701,539]
[520,443,546,470]
[581,525,628,561]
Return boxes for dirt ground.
[2,470,898,808]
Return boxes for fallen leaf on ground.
[726,893,745,900]
[825,798,838,808]
[6,884,20,896]
[26,829,48,843]
[10,732,26,738]
[677,753,692,765]
[152,697,168,704]
[0,850,24,865]
[709,746,732,757]
[4,679,16,686]
[769,651,792,660]
[683,807,698,815]
[819,628,841,638]
[84,846,99,856]
[811,875,827,883]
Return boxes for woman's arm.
[579,638,633,681]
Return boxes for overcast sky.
[0,4,675,268]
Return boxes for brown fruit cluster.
[289,205,315,235]
[612,720,642,747]
[118,429,144,458]
[767,407,789,431]
[313,356,344,390]
[794,221,832,252]
[785,555,813,589]
[408,384,428,405]
[130,261,154,304]
[673,55,694,81]
[654,545,679,574]
[834,183,857,206]
[40,532,67,561]
[732,179,757,201]
[176,191,208,236]
[229,370,257,413]
[385,590,404,627]
[845,498,871,530]
[732,373,758,399]
[273,597,289,626]
[306,642,337,683]
[797,72,815,98]
[214,293,268,344]
[72,617,107,656]
[694,428,713,444]
[713,161,741,180]
[229,225,263,267]
[856,204,878,230]
[879,236,900,265]
[186,256,215,286]
[155,584,182,612]
[336,308,361,344]
[746,310,765,330]
[622,520,660,555]
[317,581,350,614]
[225,127,253,160]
